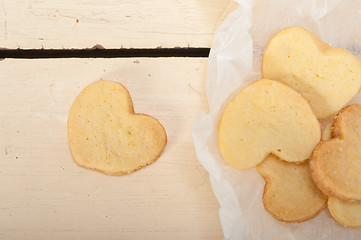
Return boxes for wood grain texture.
[0,58,222,239]
[0,0,238,49]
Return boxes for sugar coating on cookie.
[256,155,327,223]
[217,79,321,169]
[262,26,361,119]
[68,80,167,175]
[310,104,361,201]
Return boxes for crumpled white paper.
[192,0,361,239]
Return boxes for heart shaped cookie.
[217,79,321,169]
[310,104,361,201]
[256,155,327,223]
[68,80,167,175]
[262,26,361,119]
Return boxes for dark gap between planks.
[0,48,210,59]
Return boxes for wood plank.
[0,0,238,49]
[0,58,222,239]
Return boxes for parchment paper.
[192,0,361,239]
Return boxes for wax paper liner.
[192,0,361,239]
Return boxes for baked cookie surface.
[256,155,327,223]
[328,197,361,228]
[217,79,320,169]
[68,80,167,175]
[322,121,361,227]
[310,104,361,201]
[262,26,361,119]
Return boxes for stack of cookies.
[217,27,361,227]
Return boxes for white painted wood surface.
[0,0,238,49]
[0,58,222,239]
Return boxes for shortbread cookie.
[256,155,327,223]
[217,79,321,169]
[68,80,167,175]
[322,122,361,227]
[310,104,361,201]
[262,26,361,119]
[328,197,361,227]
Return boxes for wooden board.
[0,58,222,239]
[0,0,238,49]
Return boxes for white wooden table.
[0,1,238,239]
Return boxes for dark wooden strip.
[0,48,210,59]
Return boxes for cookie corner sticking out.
[328,197,361,228]
[68,80,167,175]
